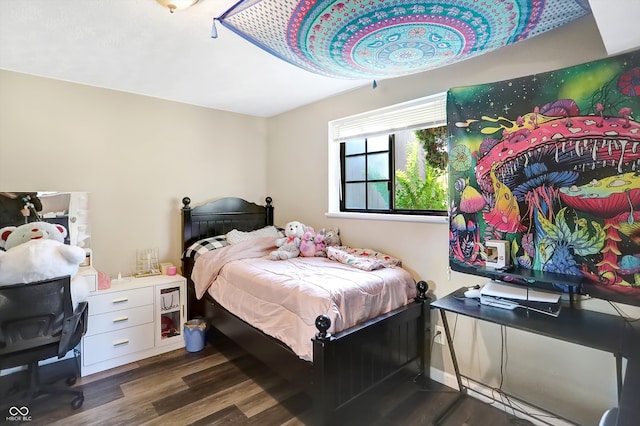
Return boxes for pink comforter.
[191,237,417,361]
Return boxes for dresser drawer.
[88,286,153,315]
[83,323,154,365]
[85,304,153,337]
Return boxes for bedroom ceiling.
[1,0,639,118]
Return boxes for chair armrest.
[58,301,89,358]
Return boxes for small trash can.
[184,318,206,352]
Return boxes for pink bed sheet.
[192,237,417,361]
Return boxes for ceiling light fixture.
[156,0,199,13]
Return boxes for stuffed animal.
[270,221,305,260]
[313,230,326,257]
[313,227,341,257]
[0,221,67,251]
[0,223,89,308]
[324,228,341,247]
[0,239,85,286]
[299,227,317,257]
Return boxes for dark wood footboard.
[202,280,430,426]
[312,281,430,425]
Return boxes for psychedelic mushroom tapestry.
[212,0,591,79]
[447,49,640,306]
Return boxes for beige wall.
[0,71,268,276]
[268,15,621,425]
[0,13,629,425]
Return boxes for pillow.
[326,246,403,270]
[182,236,228,260]
[225,226,281,244]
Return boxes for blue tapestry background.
[447,50,640,306]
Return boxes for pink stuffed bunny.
[299,227,317,257]
[313,230,326,256]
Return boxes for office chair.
[0,276,88,409]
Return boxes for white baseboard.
[429,366,576,426]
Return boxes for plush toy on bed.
[311,229,325,257]
[314,227,341,257]
[270,220,306,260]
[0,222,89,307]
[299,226,317,257]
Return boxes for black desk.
[431,288,640,426]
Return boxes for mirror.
[0,192,91,249]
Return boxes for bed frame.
[181,196,430,425]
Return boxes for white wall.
[267,15,621,425]
[0,70,268,276]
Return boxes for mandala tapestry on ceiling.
[213,0,591,79]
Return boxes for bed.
[180,196,430,425]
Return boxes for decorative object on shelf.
[210,0,591,79]
[485,240,511,270]
[97,270,111,290]
[160,262,173,275]
[134,247,161,277]
[155,0,198,14]
[160,287,180,312]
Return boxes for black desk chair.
[0,276,88,409]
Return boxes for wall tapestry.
[447,50,640,306]
[212,0,591,79]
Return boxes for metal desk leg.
[433,309,468,425]
[616,353,622,403]
[440,309,465,392]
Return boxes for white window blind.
[330,92,447,141]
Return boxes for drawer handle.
[113,339,129,347]
[112,298,129,304]
[113,316,128,323]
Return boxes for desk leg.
[440,309,464,392]
[616,353,622,403]
[433,309,468,425]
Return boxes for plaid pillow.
[182,236,228,260]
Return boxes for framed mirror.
[0,192,90,249]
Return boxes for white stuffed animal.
[0,223,89,307]
[270,221,306,260]
[0,221,67,250]
[0,239,85,286]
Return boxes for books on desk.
[480,280,562,317]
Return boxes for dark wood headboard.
[180,196,274,318]
[181,196,274,251]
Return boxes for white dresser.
[81,274,186,377]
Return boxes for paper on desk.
[481,280,560,303]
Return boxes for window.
[329,93,448,217]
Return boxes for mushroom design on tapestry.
[560,173,640,286]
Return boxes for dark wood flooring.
[0,334,532,426]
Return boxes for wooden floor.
[1,335,533,426]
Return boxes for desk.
[431,288,640,426]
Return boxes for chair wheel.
[66,376,77,386]
[71,395,84,409]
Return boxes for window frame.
[340,135,394,213]
[328,93,449,221]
